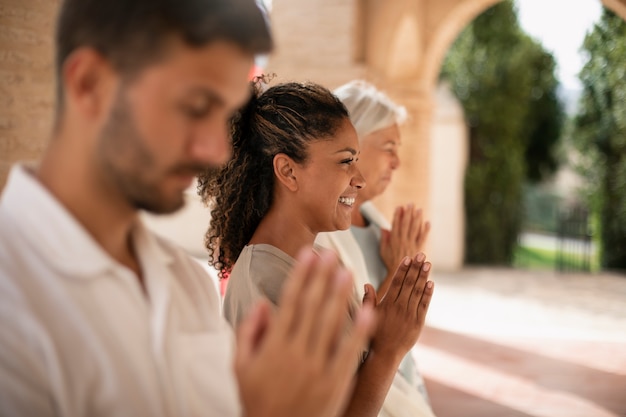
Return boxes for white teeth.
[339,197,355,206]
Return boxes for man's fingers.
[274,247,316,337]
[331,302,376,375]
[235,301,271,371]
[362,283,377,308]
[312,268,354,360]
[325,303,376,415]
[295,251,340,349]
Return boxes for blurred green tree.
[441,0,564,264]
[574,8,626,270]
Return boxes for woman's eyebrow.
[334,147,358,155]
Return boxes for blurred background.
[1,0,625,415]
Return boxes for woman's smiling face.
[293,118,366,233]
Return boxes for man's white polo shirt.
[0,165,241,417]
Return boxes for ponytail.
[199,82,274,277]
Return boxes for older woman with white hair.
[317,80,434,417]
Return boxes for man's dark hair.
[55,0,273,105]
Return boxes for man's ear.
[273,153,299,192]
[62,47,118,122]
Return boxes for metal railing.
[556,206,593,272]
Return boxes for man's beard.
[97,92,213,214]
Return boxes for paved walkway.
[415,267,626,417]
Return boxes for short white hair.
[333,80,407,140]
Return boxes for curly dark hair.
[197,81,349,277]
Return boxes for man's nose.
[190,117,232,167]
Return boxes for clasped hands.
[380,204,430,274]
[363,251,434,364]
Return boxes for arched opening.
[431,0,625,272]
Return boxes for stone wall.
[0,0,59,189]
[267,0,367,86]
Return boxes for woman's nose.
[351,166,366,189]
[390,152,400,170]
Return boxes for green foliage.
[513,245,600,272]
[513,246,556,270]
[573,8,626,270]
[521,184,561,234]
[522,49,565,182]
[441,0,564,265]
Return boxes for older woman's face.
[356,124,401,201]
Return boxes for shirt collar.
[0,164,174,279]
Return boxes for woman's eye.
[341,157,355,165]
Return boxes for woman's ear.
[273,153,299,192]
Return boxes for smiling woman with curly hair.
[197,81,354,279]
[197,80,435,417]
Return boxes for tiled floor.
[414,268,626,417]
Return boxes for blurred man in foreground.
[0,1,374,416]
